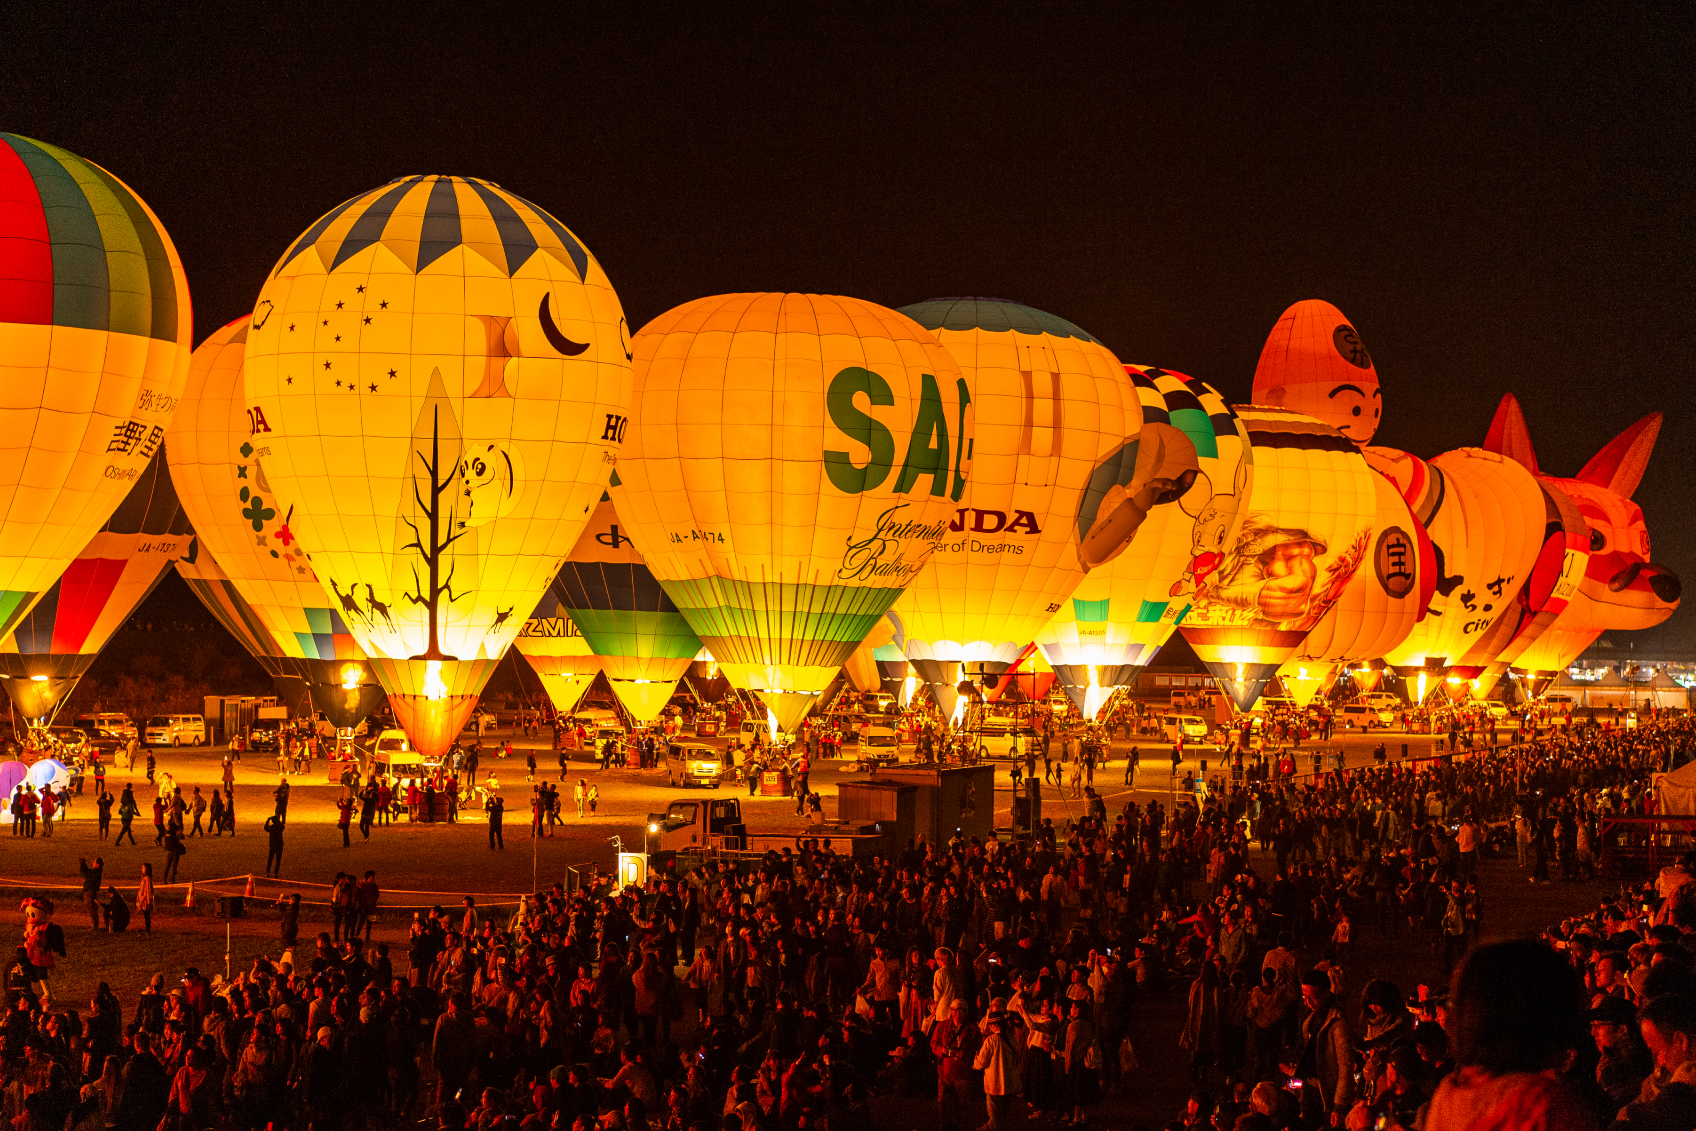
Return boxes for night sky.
[4,4,1690,649]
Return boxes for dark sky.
[4,3,1691,649]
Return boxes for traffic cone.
[244,874,255,897]
[183,882,195,909]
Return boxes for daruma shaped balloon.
[885,299,1140,704]
[0,447,190,719]
[243,176,631,758]
[1036,366,1252,717]
[514,598,602,717]
[1378,447,1546,696]
[1250,300,1381,445]
[1482,396,1679,689]
[1277,469,1433,707]
[1176,406,1377,711]
[611,293,973,733]
[535,493,702,723]
[170,317,379,726]
[0,134,192,635]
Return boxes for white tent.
[1655,759,1696,816]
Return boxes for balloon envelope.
[1036,366,1252,709]
[1177,406,1377,712]
[888,298,1140,672]
[1250,299,1381,445]
[611,293,973,733]
[243,177,631,756]
[170,317,376,722]
[0,134,193,637]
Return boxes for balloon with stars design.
[242,176,632,759]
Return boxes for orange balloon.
[1251,300,1381,445]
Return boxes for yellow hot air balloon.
[243,176,631,759]
[528,494,703,723]
[1177,406,1377,711]
[170,317,380,725]
[884,299,1140,711]
[0,134,192,637]
[611,293,973,733]
[1279,469,1432,705]
[1377,448,1547,699]
[513,600,602,717]
[1035,366,1253,717]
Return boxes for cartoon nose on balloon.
[1610,561,1682,604]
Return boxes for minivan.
[666,742,727,788]
[74,713,136,741]
[145,715,206,746]
[1339,704,1395,727]
[1162,714,1210,741]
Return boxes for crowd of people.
[1,703,1695,1131]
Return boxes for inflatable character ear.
[1575,412,1662,501]
[1483,394,1539,474]
[1178,471,1216,519]
[1078,422,1200,569]
[460,443,526,528]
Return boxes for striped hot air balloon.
[1177,406,1377,712]
[884,299,1140,717]
[170,317,379,726]
[0,449,191,721]
[611,293,973,734]
[0,134,192,637]
[520,494,702,723]
[1035,366,1252,718]
[243,176,631,759]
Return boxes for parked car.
[247,723,281,752]
[73,712,136,741]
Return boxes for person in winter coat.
[1181,959,1223,1086]
[1283,970,1355,1123]
[973,1011,1021,1129]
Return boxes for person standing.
[336,794,353,847]
[116,785,138,846]
[189,787,206,836]
[1126,745,1140,785]
[151,794,166,845]
[263,814,285,878]
[587,782,599,816]
[96,786,114,839]
[209,789,224,835]
[78,856,104,928]
[355,870,379,943]
[161,827,186,883]
[358,779,376,840]
[39,785,56,836]
[488,792,504,849]
[136,862,154,934]
[275,891,301,952]
[92,754,105,798]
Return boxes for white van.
[1362,693,1402,712]
[145,714,205,746]
[666,742,727,788]
[1161,714,1210,741]
[1338,704,1391,728]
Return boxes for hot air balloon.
[1035,367,1252,717]
[610,293,973,734]
[0,449,191,720]
[1482,396,1679,692]
[170,317,380,727]
[1451,479,1589,699]
[1276,468,1434,707]
[243,176,632,760]
[525,493,702,723]
[513,598,602,717]
[1177,406,1377,712]
[0,134,192,637]
[1376,448,1547,702]
[1250,299,1381,445]
[884,299,1140,716]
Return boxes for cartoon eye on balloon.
[538,293,589,357]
